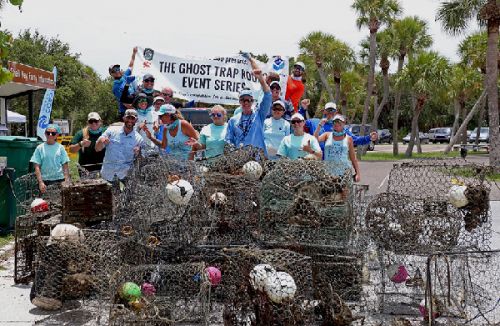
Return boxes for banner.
[37,67,57,141]
[134,47,289,105]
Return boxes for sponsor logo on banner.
[134,47,289,106]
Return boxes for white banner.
[134,47,288,105]
[37,67,57,140]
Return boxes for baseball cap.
[87,112,101,121]
[108,64,120,75]
[294,62,305,71]
[158,104,177,116]
[332,114,346,122]
[324,102,337,112]
[153,96,165,103]
[143,73,155,81]
[45,124,61,134]
[291,113,305,121]
[272,100,285,109]
[239,89,253,98]
[269,81,281,89]
[124,109,138,118]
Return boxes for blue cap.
[158,104,177,116]
[45,124,61,134]
[239,89,253,98]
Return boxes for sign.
[53,119,69,135]
[7,61,55,90]
[36,67,57,141]
[134,47,289,105]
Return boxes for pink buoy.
[419,298,441,319]
[141,282,156,296]
[205,266,222,286]
[388,264,409,283]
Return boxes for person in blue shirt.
[225,68,271,156]
[30,124,71,194]
[186,105,228,159]
[110,47,138,119]
[95,109,144,182]
[306,102,378,150]
[264,100,290,159]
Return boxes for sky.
[2,0,479,78]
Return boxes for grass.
[360,151,460,161]
[0,234,14,248]
[69,156,80,181]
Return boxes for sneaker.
[32,296,62,310]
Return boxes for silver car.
[468,127,489,143]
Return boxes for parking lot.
[372,142,470,153]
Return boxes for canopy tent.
[0,62,55,137]
[7,110,26,123]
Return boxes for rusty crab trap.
[30,228,122,323]
[107,262,221,326]
[259,160,356,248]
[363,159,493,321]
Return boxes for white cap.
[291,113,304,121]
[272,100,285,109]
[153,96,165,103]
[269,81,281,89]
[324,102,337,112]
[294,62,305,71]
[332,114,346,122]
[87,112,101,121]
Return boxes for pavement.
[0,155,499,325]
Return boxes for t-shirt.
[112,68,134,114]
[225,91,272,156]
[199,123,227,158]
[285,76,305,110]
[263,118,290,158]
[70,127,106,169]
[136,108,156,149]
[277,133,321,160]
[30,142,70,181]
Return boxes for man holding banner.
[225,68,271,156]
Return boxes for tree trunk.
[475,102,486,146]
[358,29,378,157]
[486,12,500,169]
[451,98,461,139]
[371,59,390,132]
[334,72,341,104]
[445,90,487,153]
[317,67,335,103]
[405,96,425,157]
[459,101,468,144]
[392,53,405,156]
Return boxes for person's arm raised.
[129,47,138,70]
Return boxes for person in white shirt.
[264,100,290,159]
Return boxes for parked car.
[346,124,375,151]
[468,127,489,143]
[427,128,438,143]
[432,127,452,143]
[181,107,234,131]
[377,129,392,144]
[402,132,429,144]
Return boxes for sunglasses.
[240,98,254,104]
[270,86,281,90]
[45,131,57,136]
[294,66,304,71]
[88,119,99,124]
[291,120,303,125]
[138,99,148,104]
[210,112,223,118]
[162,92,173,97]
[272,107,284,111]
[144,78,155,83]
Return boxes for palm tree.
[390,16,433,155]
[352,0,401,143]
[329,39,355,104]
[396,51,451,157]
[437,0,500,168]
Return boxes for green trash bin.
[0,136,41,178]
[0,168,17,230]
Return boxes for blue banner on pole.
[37,66,57,140]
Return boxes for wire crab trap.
[30,229,122,320]
[259,160,356,248]
[108,262,221,326]
[365,159,491,256]
[421,250,500,325]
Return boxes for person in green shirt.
[69,112,106,173]
[30,124,71,194]
[186,105,228,159]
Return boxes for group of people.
[30,52,377,192]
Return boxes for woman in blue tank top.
[314,114,360,182]
[144,104,198,159]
